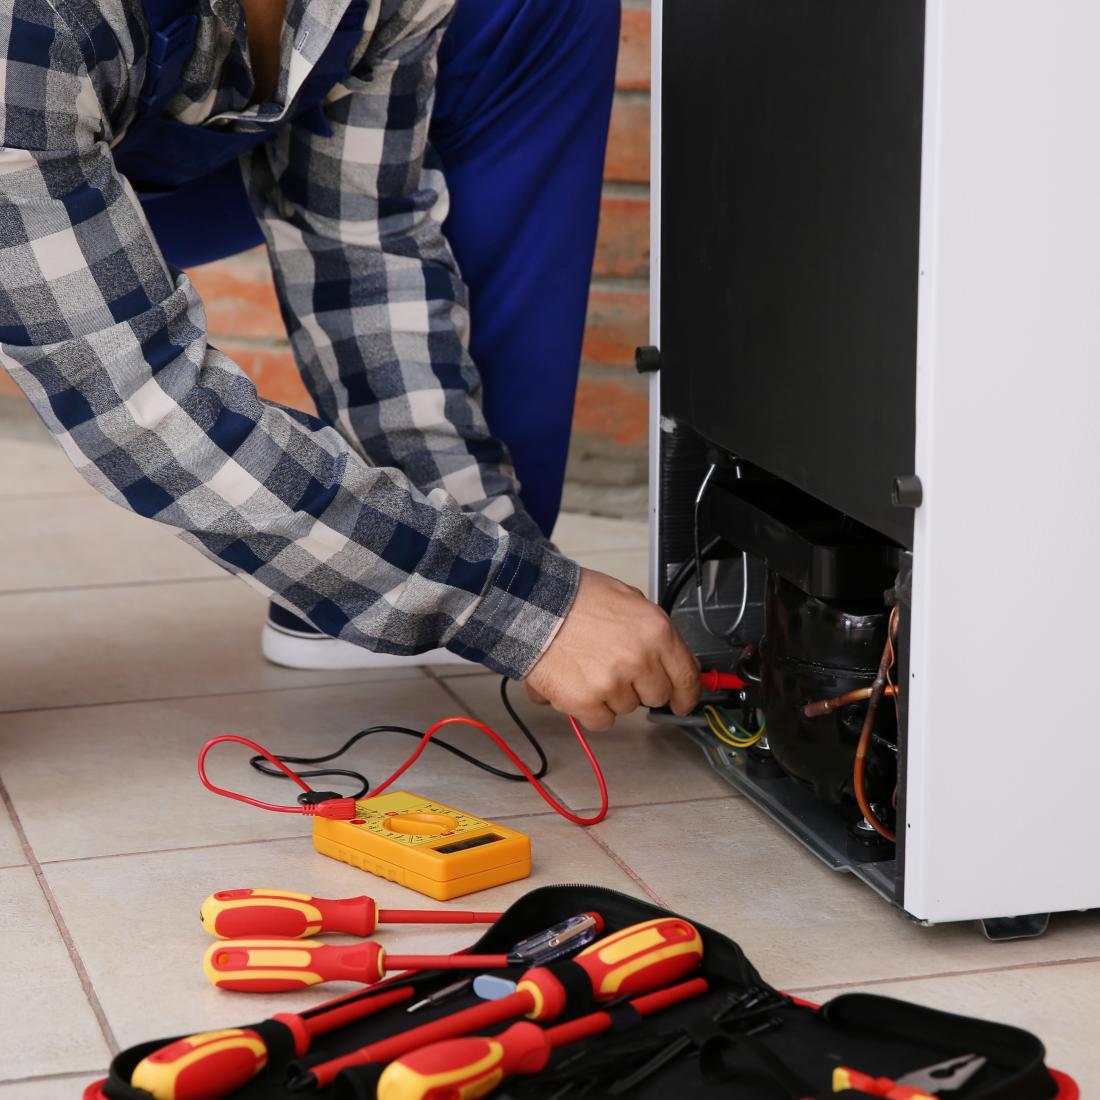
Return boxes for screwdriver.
[289,916,704,1091]
[377,977,709,1100]
[129,983,413,1100]
[205,939,520,992]
[200,888,502,939]
[204,912,604,993]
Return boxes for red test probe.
[377,977,710,1100]
[289,916,705,1092]
[699,669,746,692]
[200,888,501,939]
[129,984,413,1100]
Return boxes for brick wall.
[3,6,652,516]
[570,0,651,518]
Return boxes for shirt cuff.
[446,536,581,679]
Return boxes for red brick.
[582,287,649,367]
[186,262,286,343]
[594,195,649,279]
[219,345,317,414]
[605,97,649,184]
[616,10,650,91]
[572,376,648,447]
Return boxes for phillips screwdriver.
[129,983,413,1100]
[204,912,604,993]
[376,977,709,1100]
[288,916,705,1092]
[200,888,502,939]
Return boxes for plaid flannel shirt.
[0,0,580,677]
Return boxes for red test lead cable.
[197,713,609,827]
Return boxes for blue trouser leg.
[136,0,620,542]
[431,0,621,538]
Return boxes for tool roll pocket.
[99,883,1069,1100]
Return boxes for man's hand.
[524,568,701,731]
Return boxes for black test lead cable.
[247,676,550,800]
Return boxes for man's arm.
[250,0,549,545]
[0,0,575,677]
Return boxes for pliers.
[834,1052,987,1098]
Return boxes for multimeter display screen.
[434,833,503,855]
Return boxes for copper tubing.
[802,685,899,718]
[852,606,900,844]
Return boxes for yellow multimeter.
[312,791,531,900]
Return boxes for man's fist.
[524,568,701,731]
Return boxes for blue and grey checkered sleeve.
[0,0,580,677]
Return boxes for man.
[0,0,700,730]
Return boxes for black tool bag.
[100,884,1069,1099]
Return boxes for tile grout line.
[32,793,741,868]
[786,952,1100,997]
[0,772,121,1057]
[0,574,230,598]
[0,1069,107,1087]
[39,832,314,866]
[0,490,93,502]
[0,671,417,718]
[581,827,672,908]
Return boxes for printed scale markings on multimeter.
[313,790,532,900]
[355,797,497,850]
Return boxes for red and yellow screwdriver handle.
[201,889,379,939]
[129,1014,309,1100]
[542,916,703,1013]
[204,938,390,992]
[203,939,513,993]
[833,1067,935,1099]
[497,915,703,1024]
[199,889,502,940]
[378,1023,550,1100]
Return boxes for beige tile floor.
[1,396,1097,1097]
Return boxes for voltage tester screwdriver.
[204,912,603,993]
[376,977,710,1100]
[290,917,704,1091]
[200,888,502,939]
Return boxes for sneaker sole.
[261,623,472,671]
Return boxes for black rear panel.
[660,0,925,547]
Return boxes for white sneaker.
[262,603,473,671]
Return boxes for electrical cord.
[197,679,610,827]
[659,535,722,614]
[694,464,749,642]
[246,677,549,799]
[703,705,764,749]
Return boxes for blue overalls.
[112,0,621,538]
